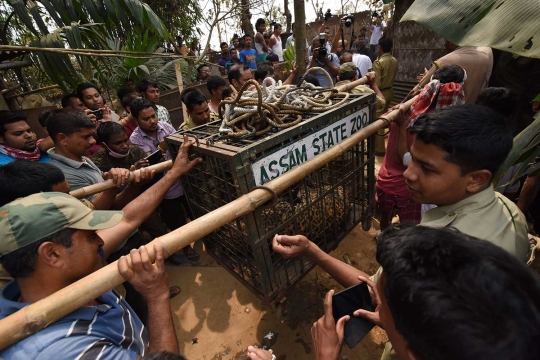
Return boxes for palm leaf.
[401,0,540,58]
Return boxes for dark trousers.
[159,196,187,231]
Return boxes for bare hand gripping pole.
[0,98,418,350]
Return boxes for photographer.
[306,36,340,87]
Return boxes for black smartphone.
[90,109,103,121]
[145,150,162,165]
[332,282,375,348]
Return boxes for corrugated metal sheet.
[401,0,540,59]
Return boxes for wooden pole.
[174,62,189,122]
[0,98,420,349]
[69,161,173,199]
[334,75,369,92]
[294,0,307,81]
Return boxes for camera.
[344,14,354,27]
[324,9,332,21]
[90,109,103,121]
[318,33,327,60]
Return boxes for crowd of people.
[0,13,540,360]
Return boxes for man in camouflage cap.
[0,135,202,359]
[335,63,386,116]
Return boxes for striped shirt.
[0,281,148,360]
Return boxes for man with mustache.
[0,111,50,165]
[47,108,142,211]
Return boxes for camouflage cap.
[339,62,357,78]
[0,192,122,257]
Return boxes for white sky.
[200,1,371,51]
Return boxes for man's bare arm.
[98,136,202,257]
[273,235,370,288]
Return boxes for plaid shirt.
[155,105,172,125]
[405,81,465,125]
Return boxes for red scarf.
[0,138,43,161]
[405,81,465,125]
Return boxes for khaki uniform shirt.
[334,80,387,117]
[376,185,529,360]
[373,53,398,106]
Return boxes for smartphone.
[145,150,162,165]
[90,109,103,121]
[332,282,375,348]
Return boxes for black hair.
[220,42,228,49]
[304,74,320,87]
[124,77,134,83]
[432,65,465,84]
[180,87,199,104]
[228,65,251,84]
[258,60,274,68]
[38,109,54,128]
[197,63,209,73]
[243,33,252,39]
[266,53,279,62]
[121,92,141,111]
[183,90,208,111]
[129,98,154,119]
[140,352,187,360]
[137,78,159,93]
[409,104,512,177]
[377,224,540,360]
[0,110,27,137]
[256,18,266,29]
[263,33,270,40]
[97,121,126,144]
[47,108,95,142]
[0,161,66,206]
[230,48,238,54]
[273,23,282,31]
[378,37,393,53]
[117,88,134,102]
[207,75,228,95]
[255,65,274,82]
[476,87,519,119]
[76,83,100,100]
[221,87,232,100]
[358,33,366,39]
[0,228,76,278]
[61,93,79,108]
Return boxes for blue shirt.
[239,48,258,69]
[307,53,340,87]
[0,281,148,360]
[0,152,50,166]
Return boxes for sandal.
[169,286,181,299]
[183,246,200,261]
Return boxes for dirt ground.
[166,223,387,360]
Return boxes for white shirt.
[271,34,283,61]
[370,24,383,45]
[352,53,372,77]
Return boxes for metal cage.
[166,94,377,304]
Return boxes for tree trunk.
[294,0,306,81]
[284,0,292,33]
[240,0,253,36]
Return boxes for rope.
[218,69,351,139]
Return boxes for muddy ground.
[166,223,387,360]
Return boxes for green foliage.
[495,112,540,188]
[283,41,295,71]
[4,0,172,92]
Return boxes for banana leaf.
[401,0,540,58]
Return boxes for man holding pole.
[0,135,201,359]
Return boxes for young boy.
[239,34,258,70]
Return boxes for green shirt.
[373,52,398,105]
[91,145,147,172]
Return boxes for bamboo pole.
[69,161,173,199]
[335,75,369,92]
[4,84,59,99]
[0,99,419,350]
